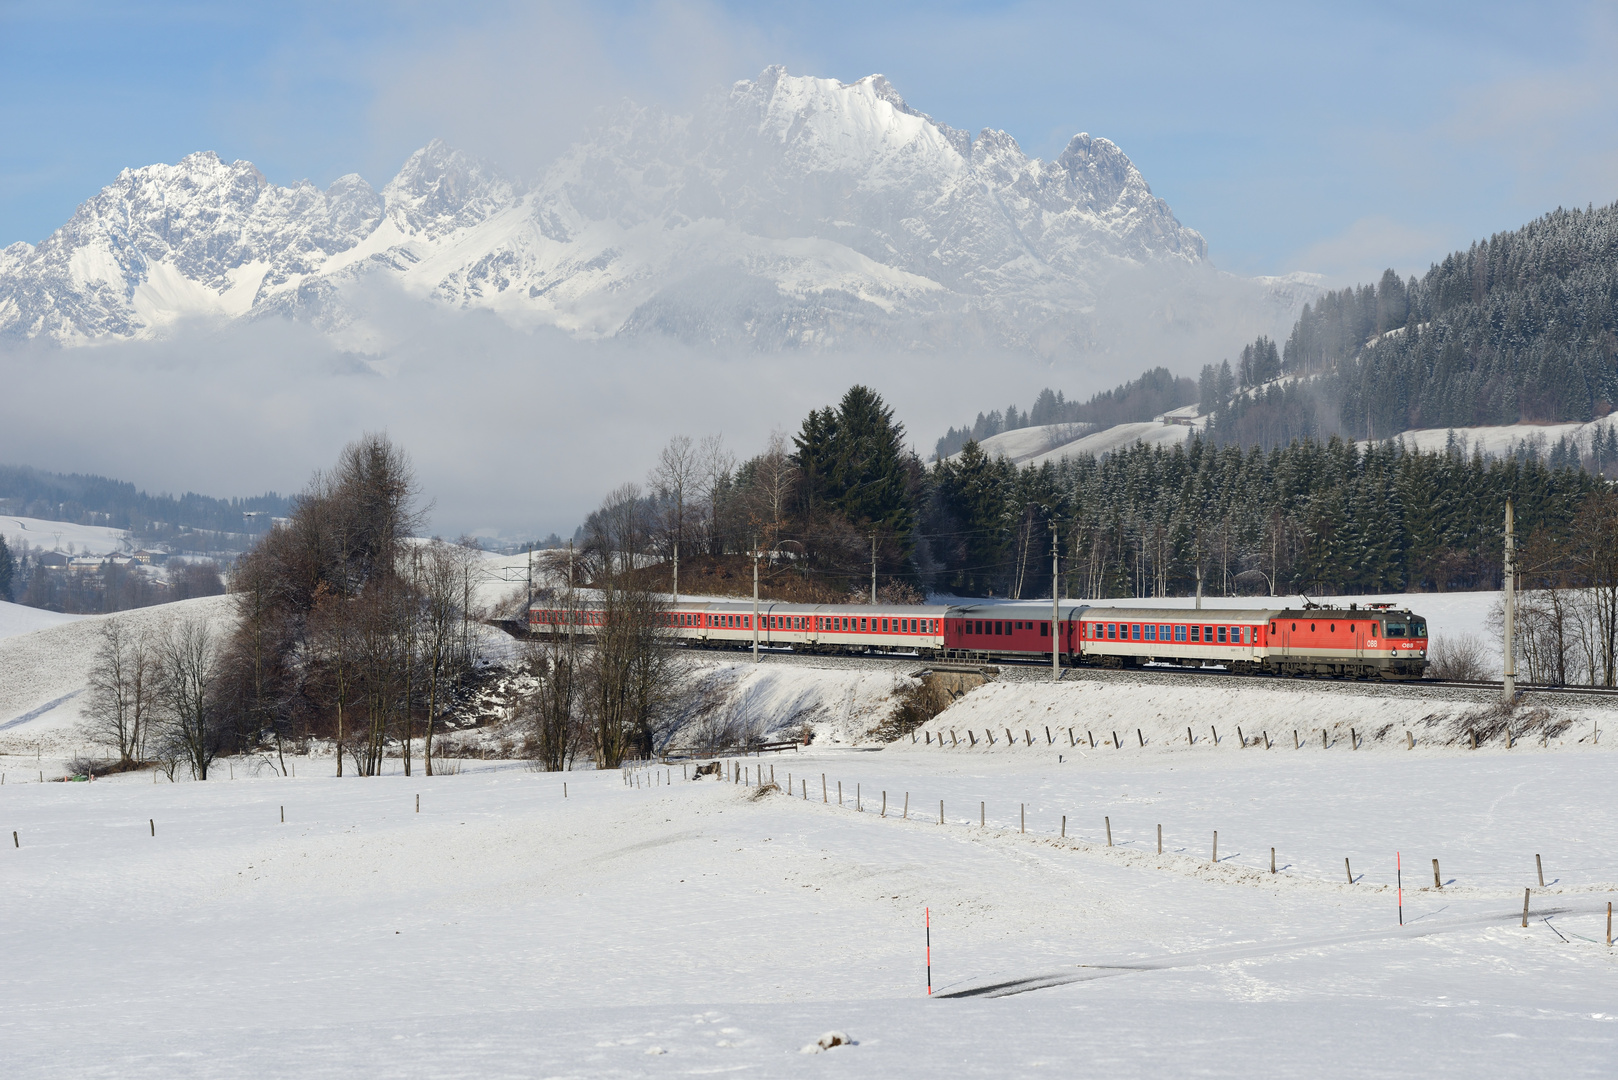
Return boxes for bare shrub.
[867,676,954,742]
[1426,632,1487,681]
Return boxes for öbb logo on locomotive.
[529,599,1428,680]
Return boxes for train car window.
[1107,623,1117,639]
[1311,623,1316,632]
[1175,625,1187,642]
[1292,623,1297,631]
[1217,626,1227,643]
[1144,625,1156,641]
[1040,621,1049,637]
[1329,623,1335,632]
[1190,625,1200,642]
[1127,624,1137,640]
[881,618,888,631]
[1160,624,1171,640]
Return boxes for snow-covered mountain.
[0,67,1296,352]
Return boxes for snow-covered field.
[2,731,1615,1077]
[1,515,132,555]
[1386,414,1618,458]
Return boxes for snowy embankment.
[919,674,1611,754]
[0,596,234,761]
[674,658,911,747]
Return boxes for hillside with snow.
[0,68,1310,355]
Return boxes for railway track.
[686,645,1618,710]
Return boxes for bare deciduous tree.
[154,616,220,780]
[650,435,698,599]
[84,618,157,766]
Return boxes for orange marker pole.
[926,907,932,996]
[1397,852,1403,926]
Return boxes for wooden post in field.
[1323,729,1328,749]
[1137,728,1144,747]
[1187,726,1194,746]
[564,783,568,798]
[1068,728,1075,746]
[150,819,154,836]
[903,792,909,819]
[823,775,827,802]
[1021,804,1025,833]
[1088,731,1095,748]
[1237,726,1245,747]
[1608,901,1612,947]
[12,831,16,848]
[280,806,284,823]
[1212,831,1217,862]
[1105,816,1112,847]
[1345,858,1354,884]
[1432,859,1442,889]
[1157,824,1162,854]
[1294,729,1300,749]
[1263,731,1271,749]
[939,800,944,825]
[838,781,842,806]
[1522,888,1530,928]
[1211,726,1218,745]
[1024,729,1032,746]
[1536,854,1544,887]
[1112,730,1120,749]
[1350,728,1357,750]
[1271,847,1276,874]
[881,791,886,817]
[416,794,419,813]
[1046,725,1053,745]
[1062,815,1067,838]
[1406,731,1414,749]
[1470,730,1477,749]
[980,801,985,828]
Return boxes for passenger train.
[528,597,1430,680]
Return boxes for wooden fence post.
[1021,804,1025,833]
[1346,858,1354,884]
[1157,824,1162,854]
[1271,847,1276,874]
[1187,726,1194,746]
[1105,816,1112,847]
[1432,858,1442,889]
[1522,888,1530,928]
[903,792,909,819]
[1137,728,1144,747]
[1536,854,1544,887]
[1061,815,1067,838]
[981,801,985,828]
[1212,831,1218,862]
[1406,731,1414,749]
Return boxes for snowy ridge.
[0,67,1279,352]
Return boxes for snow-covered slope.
[0,68,1307,353]
[2,515,133,556]
[0,600,82,641]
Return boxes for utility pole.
[525,543,533,611]
[867,534,880,608]
[672,535,679,606]
[1503,498,1516,704]
[1050,521,1061,683]
[752,540,762,663]
[566,540,575,646]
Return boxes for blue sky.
[3,1,1616,284]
